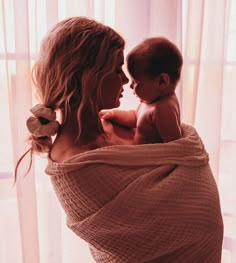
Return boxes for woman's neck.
[58,109,103,147]
[50,108,106,162]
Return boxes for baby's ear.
[158,73,170,87]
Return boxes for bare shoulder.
[50,139,90,163]
[50,130,96,162]
[151,94,181,124]
[50,120,134,163]
[158,94,179,107]
[152,94,179,115]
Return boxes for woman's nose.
[122,72,129,84]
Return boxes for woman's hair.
[127,37,183,83]
[15,17,125,181]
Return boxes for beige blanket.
[46,124,223,263]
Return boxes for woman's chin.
[111,101,121,109]
[116,100,121,107]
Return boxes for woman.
[17,17,223,262]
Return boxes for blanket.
[45,124,223,263]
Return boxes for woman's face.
[99,51,129,109]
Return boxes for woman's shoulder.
[50,129,95,163]
[50,141,90,163]
[50,120,134,163]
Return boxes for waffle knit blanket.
[45,124,223,263]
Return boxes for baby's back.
[135,94,181,144]
[135,102,163,144]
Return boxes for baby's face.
[129,65,161,104]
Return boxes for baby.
[100,37,183,144]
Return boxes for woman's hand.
[101,119,135,145]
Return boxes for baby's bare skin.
[135,93,181,144]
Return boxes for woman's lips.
[120,88,124,97]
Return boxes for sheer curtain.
[181,1,236,261]
[1,0,235,262]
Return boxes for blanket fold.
[46,124,223,263]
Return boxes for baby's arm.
[100,109,137,128]
[153,98,182,143]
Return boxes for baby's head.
[127,37,183,102]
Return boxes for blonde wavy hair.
[15,17,125,181]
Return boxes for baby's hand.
[99,110,114,120]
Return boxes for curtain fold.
[181,0,205,125]
[181,0,228,179]
[1,0,235,262]
[12,0,40,262]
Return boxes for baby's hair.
[127,37,183,83]
[15,17,125,182]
